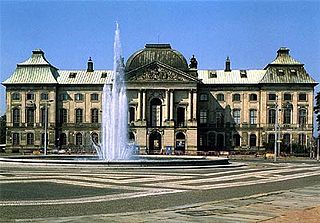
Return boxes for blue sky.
[1,1,319,117]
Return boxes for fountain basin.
[0,155,229,166]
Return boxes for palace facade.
[2,44,317,154]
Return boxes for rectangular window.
[199,93,208,101]
[40,93,49,100]
[233,109,240,124]
[284,93,292,101]
[26,92,35,100]
[27,133,34,145]
[12,92,21,101]
[283,109,292,124]
[249,94,257,101]
[268,93,276,101]
[12,133,19,145]
[26,108,35,126]
[75,93,84,101]
[217,93,224,102]
[59,93,68,101]
[298,93,307,101]
[199,110,207,124]
[59,109,68,124]
[75,109,83,123]
[91,93,99,101]
[249,109,257,125]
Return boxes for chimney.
[87,57,94,72]
[225,56,231,72]
[277,47,290,57]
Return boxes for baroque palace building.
[2,44,318,154]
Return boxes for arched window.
[91,108,99,123]
[150,98,162,127]
[26,108,35,126]
[283,107,292,124]
[76,133,83,145]
[59,109,68,124]
[26,133,34,145]
[217,93,224,102]
[283,133,290,146]
[298,109,307,127]
[128,132,135,142]
[75,108,83,123]
[298,133,306,146]
[249,93,258,101]
[268,134,275,144]
[177,107,186,127]
[268,109,276,124]
[12,108,20,127]
[60,133,67,146]
[129,107,135,123]
[249,134,256,147]
[232,94,241,102]
[91,132,98,144]
[233,134,240,147]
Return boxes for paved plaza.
[1,159,320,222]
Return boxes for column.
[188,90,193,120]
[137,90,141,120]
[192,90,197,120]
[142,90,146,121]
[166,89,170,121]
[170,90,174,120]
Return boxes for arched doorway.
[233,134,240,147]
[175,132,186,154]
[217,133,224,149]
[177,107,185,127]
[149,131,161,154]
[150,98,162,127]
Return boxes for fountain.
[94,22,132,161]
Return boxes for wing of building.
[2,45,318,155]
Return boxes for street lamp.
[274,95,279,162]
[44,100,54,155]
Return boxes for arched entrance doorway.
[175,132,186,154]
[149,131,161,154]
[150,98,162,127]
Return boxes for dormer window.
[209,71,217,78]
[69,72,77,78]
[277,69,285,76]
[101,72,108,78]
[290,69,297,75]
[240,70,247,78]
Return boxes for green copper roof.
[268,47,303,66]
[3,49,59,85]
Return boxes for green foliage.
[0,114,6,144]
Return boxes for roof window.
[277,69,285,76]
[290,69,297,75]
[101,72,108,78]
[240,70,247,78]
[69,72,77,78]
[209,71,217,78]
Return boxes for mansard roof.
[2,49,59,85]
[198,70,266,85]
[57,70,112,85]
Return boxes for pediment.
[126,61,199,82]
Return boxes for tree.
[0,114,6,144]
[315,91,320,137]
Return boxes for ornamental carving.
[130,64,186,81]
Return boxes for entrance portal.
[149,131,162,154]
[175,132,186,154]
